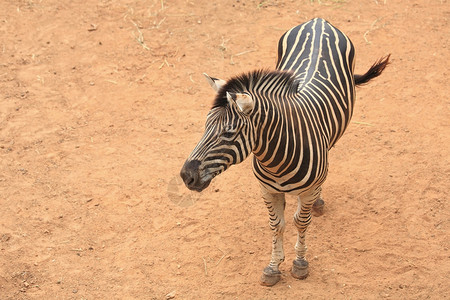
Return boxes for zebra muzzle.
[180,160,212,192]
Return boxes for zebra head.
[180,74,256,192]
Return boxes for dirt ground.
[1,0,449,299]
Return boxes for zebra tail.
[354,54,390,86]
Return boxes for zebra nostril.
[180,160,201,188]
[186,176,195,187]
[180,169,193,186]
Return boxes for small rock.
[166,290,176,299]
[88,24,97,31]
[380,291,389,298]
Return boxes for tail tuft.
[354,54,390,86]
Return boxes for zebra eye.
[222,131,235,139]
[220,125,235,139]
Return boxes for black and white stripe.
[180,18,389,286]
[254,18,356,194]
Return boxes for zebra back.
[276,18,356,148]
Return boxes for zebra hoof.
[312,198,325,217]
[291,258,309,280]
[260,266,281,286]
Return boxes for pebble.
[166,290,176,299]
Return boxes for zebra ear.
[203,73,226,93]
[226,92,254,114]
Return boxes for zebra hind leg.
[291,187,322,280]
[312,195,325,217]
[259,189,286,286]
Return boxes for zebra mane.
[212,69,296,109]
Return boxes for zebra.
[180,18,389,286]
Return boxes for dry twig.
[130,19,150,50]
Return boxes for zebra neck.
[252,91,304,173]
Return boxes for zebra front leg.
[291,187,322,280]
[260,188,286,286]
